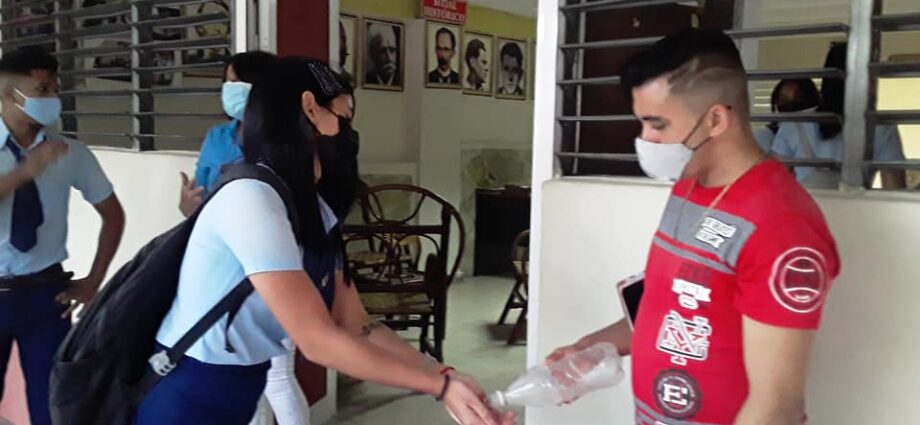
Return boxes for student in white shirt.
[134,58,513,425]
[0,47,125,425]
[754,78,820,152]
[771,42,907,189]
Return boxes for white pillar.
[528,0,562,373]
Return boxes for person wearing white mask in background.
[546,30,840,424]
[772,42,907,189]
[0,47,125,425]
[176,51,314,425]
[179,51,278,217]
[753,78,820,153]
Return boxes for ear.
[301,90,319,124]
[708,104,732,139]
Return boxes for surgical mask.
[634,113,711,182]
[15,89,61,127]
[221,81,252,120]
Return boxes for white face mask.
[634,112,712,182]
[635,137,694,181]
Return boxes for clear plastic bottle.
[489,343,624,408]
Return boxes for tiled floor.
[326,276,528,425]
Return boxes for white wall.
[64,149,195,276]
[530,177,920,425]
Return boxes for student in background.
[0,47,125,425]
[754,78,820,152]
[772,42,907,189]
[179,51,278,217]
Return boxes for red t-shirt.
[631,160,840,425]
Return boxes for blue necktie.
[7,140,44,252]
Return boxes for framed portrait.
[461,32,493,96]
[530,39,536,99]
[362,18,405,91]
[495,38,528,100]
[339,14,359,88]
[425,22,462,89]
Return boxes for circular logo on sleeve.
[654,369,702,419]
[769,247,829,314]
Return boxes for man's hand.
[441,372,516,425]
[20,140,68,179]
[545,341,588,365]
[179,172,204,217]
[55,276,102,318]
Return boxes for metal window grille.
[554,0,920,190]
[0,0,234,151]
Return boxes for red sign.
[421,0,467,25]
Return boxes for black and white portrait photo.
[462,32,493,96]
[363,18,404,91]
[426,22,462,89]
[339,14,358,87]
[496,38,528,100]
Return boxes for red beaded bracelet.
[439,366,456,375]
[435,374,452,402]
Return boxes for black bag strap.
[143,163,300,381]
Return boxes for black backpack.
[49,163,299,425]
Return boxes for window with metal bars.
[554,0,920,190]
[0,0,234,151]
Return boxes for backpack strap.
[141,163,301,388]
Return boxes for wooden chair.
[343,184,465,361]
[499,229,529,345]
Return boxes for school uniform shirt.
[194,120,243,195]
[752,127,775,152]
[156,179,339,366]
[772,122,905,182]
[0,121,114,277]
[631,159,840,425]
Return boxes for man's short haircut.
[465,39,486,66]
[620,29,750,117]
[0,46,58,76]
[436,27,456,50]
[499,42,523,73]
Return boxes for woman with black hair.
[134,58,513,425]
[753,78,820,152]
[771,42,907,188]
[178,50,278,217]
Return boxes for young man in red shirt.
[547,29,840,425]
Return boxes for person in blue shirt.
[772,42,907,189]
[753,78,820,152]
[135,58,513,425]
[179,51,278,217]
[0,47,125,425]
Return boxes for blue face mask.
[221,81,252,120]
[15,89,61,127]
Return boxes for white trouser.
[249,339,311,425]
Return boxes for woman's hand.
[441,372,516,425]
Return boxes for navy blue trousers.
[134,348,270,425]
[0,281,71,425]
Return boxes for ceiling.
[467,0,537,17]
